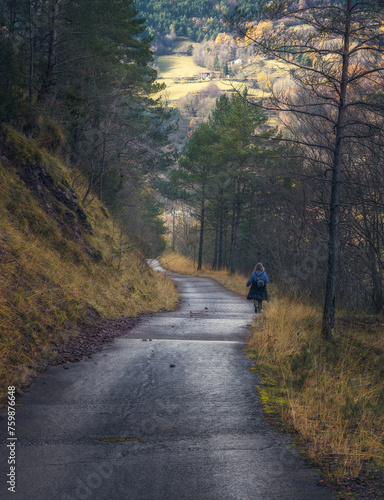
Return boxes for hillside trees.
[0,33,25,121]
[171,122,220,270]
[341,138,384,312]
[0,0,154,107]
[171,90,278,273]
[233,0,384,339]
[136,0,261,42]
[192,36,253,73]
[210,91,272,273]
[0,0,174,256]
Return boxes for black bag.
[255,274,265,288]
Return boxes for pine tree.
[171,123,220,270]
[210,90,270,274]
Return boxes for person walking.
[246,262,269,313]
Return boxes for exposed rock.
[2,142,96,250]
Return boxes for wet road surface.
[0,262,334,499]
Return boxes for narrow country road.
[1,261,333,500]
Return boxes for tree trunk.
[27,0,35,103]
[197,196,205,271]
[230,178,241,275]
[372,261,383,313]
[212,209,219,270]
[172,208,176,251]
[82,170,94,204]
[38,0,61,103]
[230,207,235,263]
[99,136,107,202]
[322,0,351,341]
[218,187,225,270]
[371,217,384,313]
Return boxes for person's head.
[254,262,264,272]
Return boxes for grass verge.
[247,298,384,484]
[160,252,384,494]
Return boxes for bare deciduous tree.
[233,0,384,340]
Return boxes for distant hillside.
[137,1,346,42]
[136,0,261,41]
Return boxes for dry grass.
[158,79,266,104]
[0,128,178,399]
[160,252,384,482]
[248,297,384,481]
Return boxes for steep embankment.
[0,125,178,400]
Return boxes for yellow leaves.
[214,32,231,45]
[257,70,266,83]
[191,17,201,27]
[258,20,274,34]
[188,118,197,138]
[245,21,273,46]
[309,51,318,66]
[245,26,258,45]
[257,70,272,91]
[215,33,224,44]
[254,20,273,37]
[142,186,155,197]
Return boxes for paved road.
[0,262,333,499]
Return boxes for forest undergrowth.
[0,127,178,402]
[160,252,384,493]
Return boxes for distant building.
[198,71,223,79]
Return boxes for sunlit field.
[157,54,205,78]
[156,54,270,102]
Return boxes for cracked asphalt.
[0,261,334,499]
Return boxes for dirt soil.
[52,316,141,364]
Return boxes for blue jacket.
[246,271,269,301]
[246,271,269,288]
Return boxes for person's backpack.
[255,273,265,288]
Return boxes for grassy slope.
[0,126,179,399]
[241,55,291,80]
[159,252,384,491]
[157,55,205,78]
